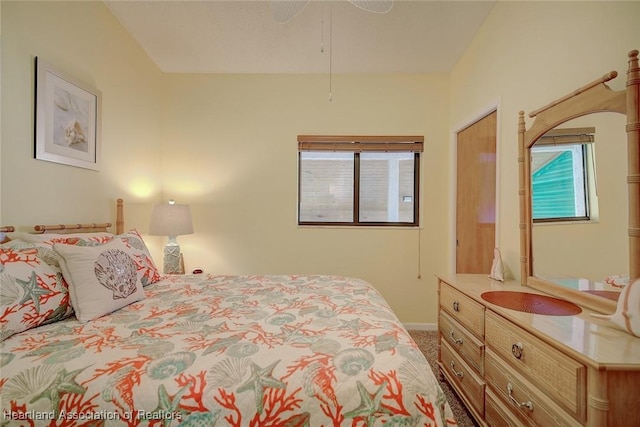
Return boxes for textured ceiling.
[105,0,496,74]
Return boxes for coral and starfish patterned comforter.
[1,275,456,426]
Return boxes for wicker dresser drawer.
[439,310,484,374]
[439,280,485,338]
[440,338,485,416]
[485,310,586,421]
[485,388,522,427]
[485,348,581,426]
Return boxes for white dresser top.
[438,274,640,370]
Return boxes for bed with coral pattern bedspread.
[1,274,455,426]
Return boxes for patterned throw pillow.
[15,229,160,286]
[54,239,147,322]
[113,230,161,286]
[12,232,114,246]
[0,241,75,341]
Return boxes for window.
[531,127,595,222]
[298,135,423,226]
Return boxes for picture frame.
[34,57,101,170]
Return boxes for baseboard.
[403,323,437,331]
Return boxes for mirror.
[518,50,639,314]
[532,115,628,288]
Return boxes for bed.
[0,201,457,426]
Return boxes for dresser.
[437,274,640,427]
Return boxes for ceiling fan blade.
[271,0,311,23]
[348,0,393,14]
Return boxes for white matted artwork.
[34,57,101,170]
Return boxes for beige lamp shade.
[149,202,193,238]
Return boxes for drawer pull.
[453,301,460,312]
[449,330,464,345]
[449,361,464,378]
[511,342,524,359]
[507,383,534,412]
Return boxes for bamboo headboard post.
[517,111,529,286]
[116,198,124,235]
[627,50,640,280]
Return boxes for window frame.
[531,127,595,223]
[297,135,423,227]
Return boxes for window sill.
[297,224,422,230]
[533,219,599,227]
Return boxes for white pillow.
[54,239,146,322]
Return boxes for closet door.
[456,111,497,273]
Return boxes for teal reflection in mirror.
[532,141,590,222]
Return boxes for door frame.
[450,101,502,274]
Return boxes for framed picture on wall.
[34,57,101,171]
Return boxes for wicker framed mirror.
[518,50,639,313]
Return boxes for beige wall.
[1,1,163,230]
[161,73,450,323]
[450,1,640,283]
[0,3,3,224]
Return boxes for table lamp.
[149,199,193,274]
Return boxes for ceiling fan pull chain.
[320,10,324,53]
[329,7,333,102]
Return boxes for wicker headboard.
[30,199,124,235]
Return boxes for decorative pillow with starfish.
[0,240,74,341]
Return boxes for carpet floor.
[408,330,479,427]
